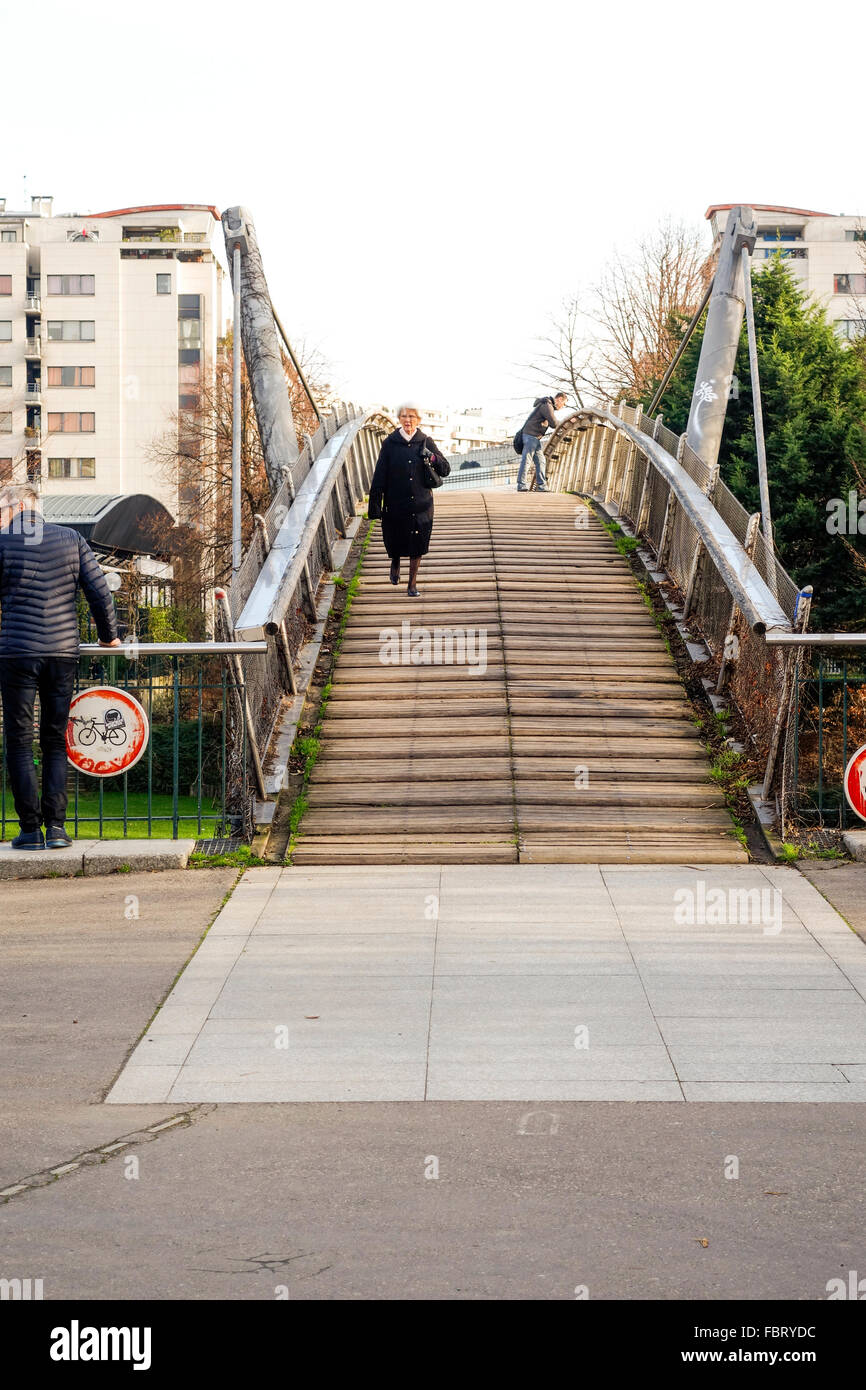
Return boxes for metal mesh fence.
[544,409,804,776]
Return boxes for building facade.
[0,198,225,519]
[410,404,512,456]
[706,204,866,341]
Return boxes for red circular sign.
[843,744,866,823]
[66,686,150,778]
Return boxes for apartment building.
[706,204,866,340]
[0,197,225,519]
[414,404,512,455]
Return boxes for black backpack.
[513,429,524,456]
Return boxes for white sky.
[4,0,863,422]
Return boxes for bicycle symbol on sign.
[70,707,128,748]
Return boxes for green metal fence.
[0,646,260,842]
[790,651,866,829]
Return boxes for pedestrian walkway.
[107,863,866,1105]
[291,491,745,865]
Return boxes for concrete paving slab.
[681,1082,866,1101]
[426,1080,685,1101]
[646,988,866,1018]
[668,1058,847,1083]
[107,863,866,1103]
[104,1065,180,1104]
[428,1015,663,1046]
[426,1046,678,1084]
[0,842,88,877]
[83,839,196,872]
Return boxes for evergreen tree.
[641,256,866,629]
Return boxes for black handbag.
[419,441,445,489]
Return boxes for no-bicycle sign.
[66,686,150,778]
[843,744,866,823]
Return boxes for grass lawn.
[0,790,228,841]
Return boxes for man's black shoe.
[45,825,73,849]
[11,829,46,851]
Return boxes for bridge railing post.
[635,414,662,536]
[682,461,720,619]
[573,423,591,492]
[617,404,642,521]
[603,403,625,506]
[716,511,761,693]
[590,420,607,494]
[658,433,685,569]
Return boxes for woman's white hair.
[396,401,422,417]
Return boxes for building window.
[178,349,200,365]
[0,458,12,480]
[0,412,12,432]
[156,273,171,295]
[48,458,95,479]
[120,249,173,260]
[0,322,11,341]
[845,230,866,242]
[47,366,96,387]
[47,321,95,341]
[0,366,11,387]
[834,274,866,295]
[46,274,95,296]
[757,228,803,242]
[178,319,202,347]
[835,320,866,341]
[47,412,95,432]
[178,294,201,318]
[1,231,17,243]
[0,276,10,296]
[756,247,807,260]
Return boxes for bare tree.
[526,296,596,407]
[146,333,333,602]
[590,220,714,402]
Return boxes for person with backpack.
[514,392,568,492]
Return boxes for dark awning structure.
[41,494,175,557]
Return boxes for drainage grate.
[193,837,244,856]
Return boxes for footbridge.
[216,205,816,865]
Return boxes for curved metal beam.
[234,409,395,640]
[547,408,791,635]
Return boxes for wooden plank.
[281,493,743,866]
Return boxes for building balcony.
[26,294,41,313]
[24,383,41,402]
[24,337,42,359]
[24,424,42,442]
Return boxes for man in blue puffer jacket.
[0,482,120,851]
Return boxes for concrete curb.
[0,838,196,881]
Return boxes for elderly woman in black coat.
[367,403,451,596]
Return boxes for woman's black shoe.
[389,559,400,585]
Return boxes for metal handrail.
[548,407,791,635]
[233,407,394,640]
[764,633,866,646]
[78,641,268,656]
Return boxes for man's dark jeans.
[0,655,77,831]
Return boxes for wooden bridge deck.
[290,492,747,865]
